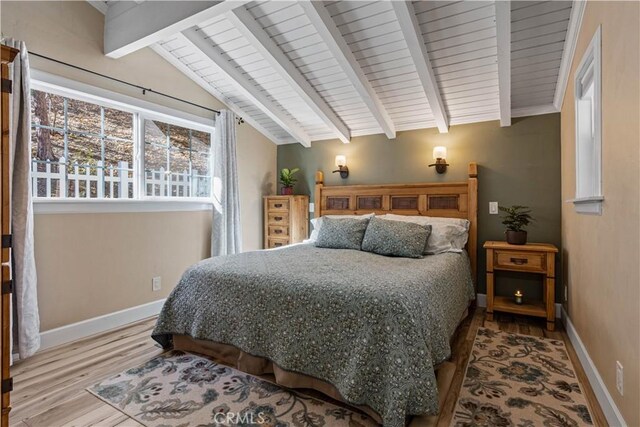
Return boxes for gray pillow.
[314,217,371,250]
[361,217,432,258]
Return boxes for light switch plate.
[489,202,499,214]
[309,203,315,213]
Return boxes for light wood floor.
[9,308,607,427]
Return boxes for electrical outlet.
[309,203,315,213]
[616,361,624,395]
[152,276,162,292]
[489,202,499,214]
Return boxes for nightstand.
[484,241,559,331]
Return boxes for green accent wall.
[277,114,562,300]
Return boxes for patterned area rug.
[451,328,594,427]
[88,350,377,427]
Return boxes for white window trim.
[33,199,213,214]
[30,70,216,214]
[570,26,603,215]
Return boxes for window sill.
[567,196,604,215]
[33,199,213,214]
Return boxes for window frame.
[30,70,215,213]
[571,26,603,215]
[140,115,213,200]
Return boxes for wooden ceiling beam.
[392,1,450,133]
[182,27,312,147]
[227,6,351,144]
[104,1,249,59]
[300,1,396,140]
[495,0,512,127]
[151,38,284,146]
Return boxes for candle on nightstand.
[514,290,523,305]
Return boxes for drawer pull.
[274,229,283,234]
[274,242,283,247]
[510,257,528,265]
[274,203,283,208]
[274,216,283,221]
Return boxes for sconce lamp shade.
[433,146,447,160]
[429,146,449,174]
[333,155,349,178]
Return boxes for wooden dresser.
[263,195,309,249]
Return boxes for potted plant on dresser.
[280,167,299,195]
[499,205,533,245]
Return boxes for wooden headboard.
[314,162,478,286]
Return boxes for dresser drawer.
[494,250,546,272]
[267,237,289,249]
[267,199,290,211]
[268,212,289,225]
[268,225,289,237]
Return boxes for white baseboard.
[562,307,627,427]
[476,293,562,318]
[39,299,165,352]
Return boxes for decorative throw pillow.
[314,217,371,250]
[308,213,375,242]
[379,214,469,255]
[361,218,432,258]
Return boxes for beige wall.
[560,2,640,425]
[1,1,277,330]
[34,212,211,329]
[278,114,562,300]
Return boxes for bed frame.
[175,163,479,426]
[314,162,478,287]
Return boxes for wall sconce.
[429,146,449,174]
[333,155,349,179]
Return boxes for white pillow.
[379,214,469,254]
[307,213,375,243]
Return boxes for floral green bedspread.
[152,244,474,427]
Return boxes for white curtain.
[6,39,40,359]
[211,109,241,256]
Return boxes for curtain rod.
[28,51,221,116]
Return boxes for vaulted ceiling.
[92,1,584,146]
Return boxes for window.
[29,86,213,202]
[144,120,211,198]
[31,90,135,198]
[573,26,603,214]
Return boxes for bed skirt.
[173,334,384,423]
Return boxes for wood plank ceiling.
[96,1,581,146]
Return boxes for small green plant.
[499,205,533,232]
[279,167,300,188]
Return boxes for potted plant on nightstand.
[500,205,533,245]
[280,167,300,195]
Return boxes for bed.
[152,163,478,427]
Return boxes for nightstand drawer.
[267,199,290,211]
[268,225,289,237]
[267,237,289,249]
[267,212,289,225]
[494,250,545,272]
